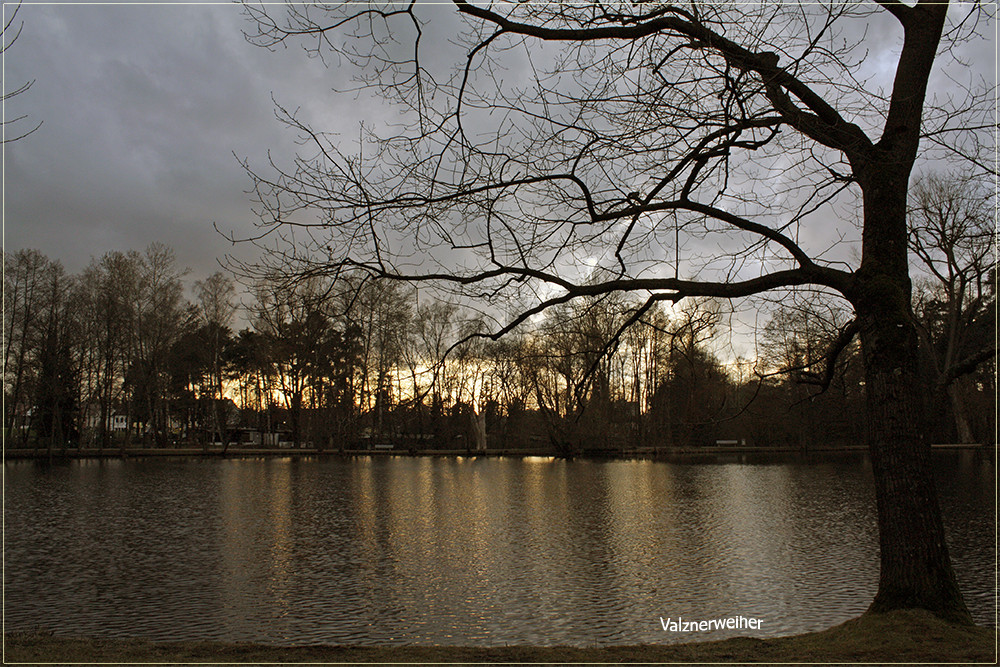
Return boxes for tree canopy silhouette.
[239,1,995,623]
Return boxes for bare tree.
[623,302,674,447]
[4,250,50,445]
[759,290,859,386]
[404,298,459,411]
[76,251,139,451]
[240,2,994,622]
[338,277,412,440]
[479,332,534,443]
[0,253,83,453]
[759,291,861,446]
[250,276,314,448]
[32,261,78,454]
[127,244,188,446]
[195,271,237,450]
[908,173,996,443]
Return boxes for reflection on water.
[4,452,995,646]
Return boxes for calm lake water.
[4,452,995,646]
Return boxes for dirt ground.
[5,609,995,664]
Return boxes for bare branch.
[939,346,998,389]
[796,318,861,394]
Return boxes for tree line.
[5,180,992,454]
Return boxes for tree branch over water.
[236,0,994,623]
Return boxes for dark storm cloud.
[3,2,346,276]
[4,1,993,297]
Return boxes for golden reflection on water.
[219,459,296,632]
[266,460,293,605]
[352,456,382,587]
[219,460,252,634]
[521,456,557,463]
[603,461,660,577]
[2,453,992,644]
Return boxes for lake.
[3,452,995,646]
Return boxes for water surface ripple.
[4,453,995,646]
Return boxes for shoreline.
[4,610,996,663]
[3,442,989,462]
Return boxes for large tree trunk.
[850,2,971,615]
[857,300,970,624]
[854,168,972,624]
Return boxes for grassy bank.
[5,610,995,663]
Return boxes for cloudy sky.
[3,1,994,336]
[4,2,360,278]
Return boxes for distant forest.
[3,235,994,455]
